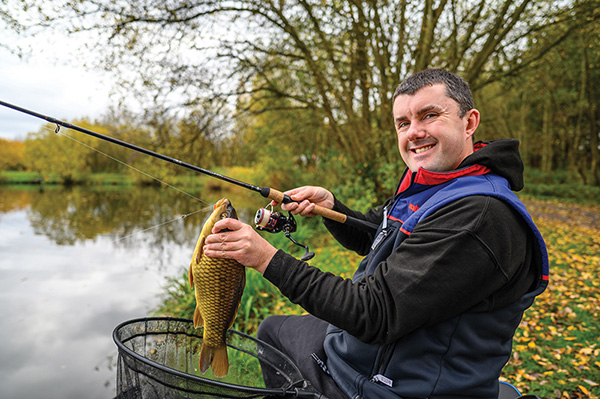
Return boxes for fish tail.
[199,344,229,378]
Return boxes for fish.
[188,198,246,378]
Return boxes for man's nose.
[406,121,426,141]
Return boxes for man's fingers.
[211,217,241,233]
[299,201,316,216]
[284,199,312,216]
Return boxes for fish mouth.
[214,198,231,209]
[226,202,238,220]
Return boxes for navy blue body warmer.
[323,173,549,399]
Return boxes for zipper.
[370,206,389,251]
[367,205,396,387]
[371,373,393,387]
[363,205,396,275]
[370,343,395,387]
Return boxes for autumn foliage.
[0,138,25,171]
[501,199,600,398]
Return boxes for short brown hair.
[393,69,474,117]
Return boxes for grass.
[521,169,600,205]
[0,170,213,189]
[521,183,600,205]
[0,168,264,192]
[0,170,60,184]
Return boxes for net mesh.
[113,317,324,399]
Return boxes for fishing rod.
[0,100,379,236]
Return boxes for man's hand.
[276,186,335,217]
[203,218,278,275]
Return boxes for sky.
[0,29,115,141]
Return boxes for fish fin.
[199,343,211,374]
[193,305,203,328]
[189,234,207,287]
[195,235,206,264]
[200,345,228,378]
[188,262,194,288]
[240,268,246,292]
[211,346,229,378]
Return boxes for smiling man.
[203,69,549,399]
[393,80,479,173]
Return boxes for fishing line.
[115,207,211,242]
[45,126,214,240]
[1,99,379,234]
[52,126,209,205]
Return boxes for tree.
[6,0,599,191]
[475,0,600,185]
[24,125,91,183]
[0,139,26,171]
[18,4,586,146]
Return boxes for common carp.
[188,198,246,377]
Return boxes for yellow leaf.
[579,385,589,395]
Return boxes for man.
[203,69,549,398]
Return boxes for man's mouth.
[412,144,435,154]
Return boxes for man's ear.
[464,108,480,140]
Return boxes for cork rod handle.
[261,187,348,224]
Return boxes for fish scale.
[195,256,244,348]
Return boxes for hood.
[460,139,524,191]
[396,139,525,194]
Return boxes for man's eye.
[397,121,409,129]
[424,113,437,120]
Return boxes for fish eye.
[220,212,228,219]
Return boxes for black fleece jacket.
[263,140,538,345]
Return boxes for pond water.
[0,184,264,399]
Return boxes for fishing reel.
[255,205,315,261]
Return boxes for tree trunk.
[542,95,552,174]
[582,30,600,185]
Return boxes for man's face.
[392,84,479,173]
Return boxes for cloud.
[0,34,114,140]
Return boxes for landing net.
[113,317,325,398]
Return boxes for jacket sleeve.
[322,196,393,256]
[263,195,535,345]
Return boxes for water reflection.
[0,184,263,399]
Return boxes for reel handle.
[260,187,347,224]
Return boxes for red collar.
[397,142,490,193]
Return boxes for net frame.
[113,317,326,399]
